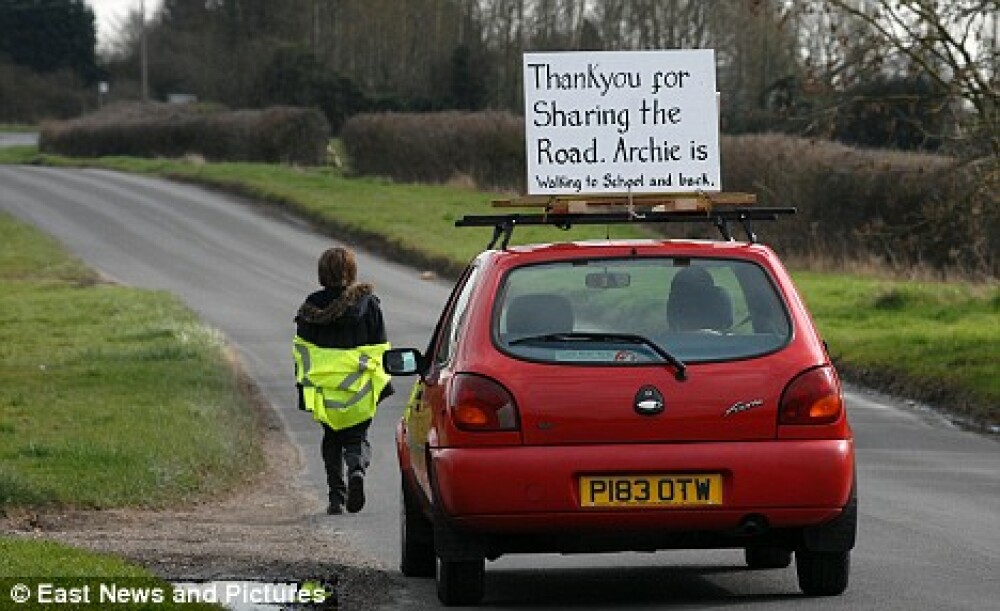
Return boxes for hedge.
[40,103,330,165]
[342,111,524,190]
[341,112,997,277]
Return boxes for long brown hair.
[318,247,357,289]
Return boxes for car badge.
[723,399,764,417]
[634,386,665,415]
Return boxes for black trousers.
[321,418,372,506]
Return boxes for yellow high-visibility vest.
[293,337,391,430]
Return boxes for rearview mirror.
[383,348,424,376]
[585,271,631,289]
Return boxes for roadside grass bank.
[794,273,998,428]
[0,538,222,610]
[1,148,996,429]
[1,213,262,605]
[0,145,36,160]
[0,213,262,510]
[1,213,263,606]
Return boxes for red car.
[384,207,856,606]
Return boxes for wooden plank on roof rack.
[491,192,756,215]
[490,195,554,207]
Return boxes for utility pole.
[761,0,769,110]
[141,0,149,102]
[312,0,320,52]
[993,10,998,84]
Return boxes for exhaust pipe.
[736,514,769,537]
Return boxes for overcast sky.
[88,0,163,52]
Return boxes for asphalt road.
[1,165,997,610]
[0,132,39,148]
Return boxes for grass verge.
[795,273,998,426]
[0,145,37,161]
[1,213,259,606]
[0,213,262,510]
[0,537,222,609]
[1,147,996,428]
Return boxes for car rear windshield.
[495,257,791,364]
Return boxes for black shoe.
[326,503,344,515]
[346,472,365,513]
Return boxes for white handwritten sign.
[523,50,720,195]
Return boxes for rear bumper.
[431,439,854,534]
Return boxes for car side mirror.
[383,348,425,376]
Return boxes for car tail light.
[779,366,843,425]
[448,373,519,431]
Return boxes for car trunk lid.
[505,359,791,444]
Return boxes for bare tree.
[111,0,994,157]
[821,0,998,158]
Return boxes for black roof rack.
[454,193,795,249]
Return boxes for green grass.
[0,537,221,609]
[1,146,996,426]
[794,272,998,423]
[0,214,261,510]
[0,214,257,607]
[0,145,39,164]
[0,124,37,133]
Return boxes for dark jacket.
[295,283,394,405]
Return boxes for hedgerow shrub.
[341,111,996,277]
[39,103,329,165]
[0,60,90,123]
[341,111,524,190]
[721,135,997,277]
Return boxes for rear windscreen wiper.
[509,332,687,381]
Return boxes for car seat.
[505,294,574,337]
[666,267,734,332]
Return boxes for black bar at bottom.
[455,208,796,228]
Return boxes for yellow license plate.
[580,474,723,507]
